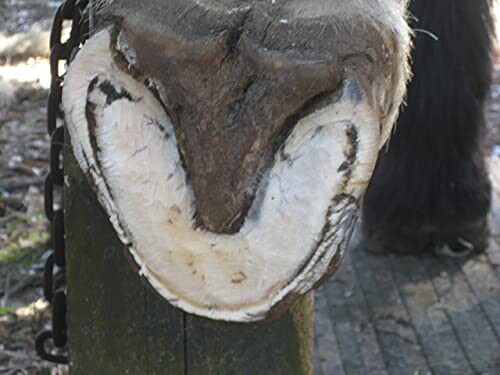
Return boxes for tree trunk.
[64,141,314,374]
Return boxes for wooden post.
[64,144,314,374]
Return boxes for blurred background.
[1,1,57,373]
[0,1,499,374]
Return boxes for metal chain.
[36,0,89,364]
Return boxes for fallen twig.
[0,179,44,192]
[1,272,11,307]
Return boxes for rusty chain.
[36,0,89,364]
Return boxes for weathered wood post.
[60,0,411,372]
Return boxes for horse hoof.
[362,217,490,256]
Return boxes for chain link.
[36,0,89,365]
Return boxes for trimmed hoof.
[63,28,406,322]
[362,217,490,257]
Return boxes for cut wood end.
[63,29,391,322]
